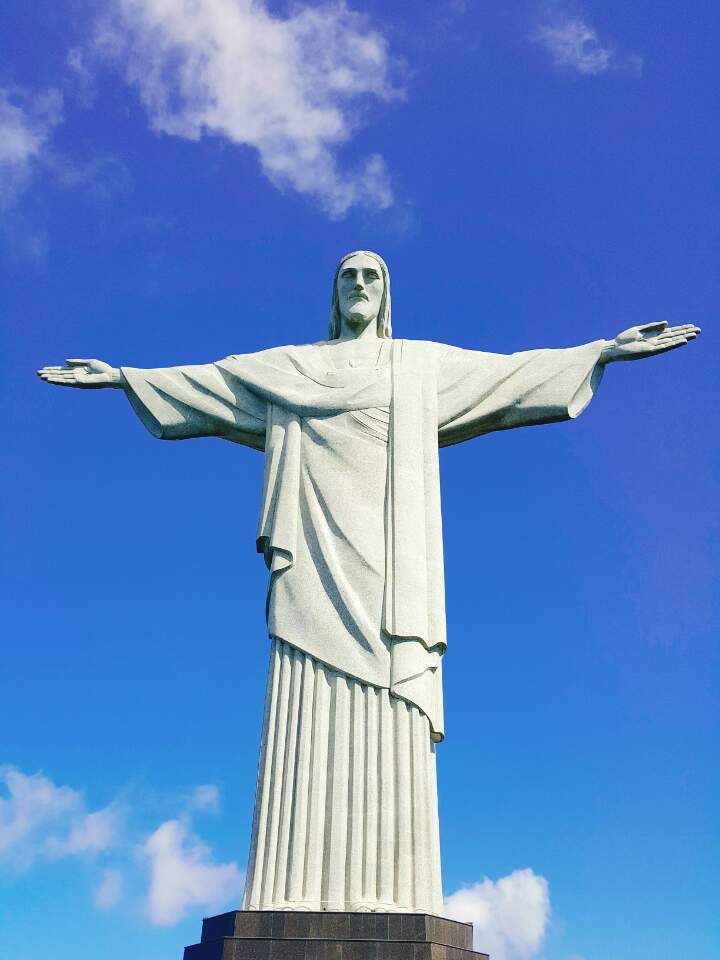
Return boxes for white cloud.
[1,768,242,924]
[0,84,129,259]
[49,152,133,201]
[0,767,79,861]
[140,817,243,925]
[0,88,63,208]
[534,11,642,77]
[444,869,551,960]
[67,47,98,108]
[0,766,119,869]
[97,0,398,216]
[46,804,122,857]
[187,784,221,813]
[94,867,124,909]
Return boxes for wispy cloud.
[140,816,243,925]
[187,784,221,814]
[0,766,120,870]
[1,765,240,925]
[95,0,399,217]
[0,84,132,257]
[0,88,63,210]
[534,8,642,77]
[49,152,133,201]
[444,869,551,960]
[94,867,125,909]
[45,805,122,858]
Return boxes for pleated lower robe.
[243,638,443,913]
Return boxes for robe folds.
[121,338,604,742]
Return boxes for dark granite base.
[183,912,489,960]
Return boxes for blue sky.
[1,1,718,958]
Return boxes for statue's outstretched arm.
[39,356,267,447]
[435,321,700,448]
[37,359,125,389]
[599,322,700,363]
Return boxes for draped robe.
[121,336,604,911]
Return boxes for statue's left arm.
[436,321,700,447]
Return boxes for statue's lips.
[348,295,368,302]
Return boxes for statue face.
[336,253,384,332]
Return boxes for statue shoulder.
[222,342,321,366]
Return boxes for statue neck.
[336,316,381,343]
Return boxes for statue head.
[328,250,392,340]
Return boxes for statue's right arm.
[37,359,125,389]
[39,356,267,448]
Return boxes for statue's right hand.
[37,358,124,389]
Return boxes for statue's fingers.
[646,337,687,353]
[665,323,697,336]
[652,337,688,353]
[38,365,69,372]
[65,358,93,366]
[656,327,698,342]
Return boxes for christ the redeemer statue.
[39,251,699,915]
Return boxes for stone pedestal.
[182,912,489,960]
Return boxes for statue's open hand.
[602,322,701,363]
[37,359,123,389]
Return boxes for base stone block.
[182,912,489,960]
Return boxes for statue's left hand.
[601,321,701,363]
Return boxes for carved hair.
[327,250,392,341]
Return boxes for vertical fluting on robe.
[243,638,443,914]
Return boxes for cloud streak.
[97,0,399,217]
[1,766,241,925]
[534,9,642,76]
[187,784,221,814]
[0,83,131,258]
[444,869,551,960]
[0,766,120,870]
[94,867,125,909]
[0,88,63,210]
